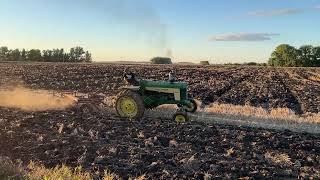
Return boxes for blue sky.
[0,0,320,63]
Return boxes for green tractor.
[115,71,197,122]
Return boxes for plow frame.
[51,91,108,114]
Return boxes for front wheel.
[115,90,145,120]
[173,112,189,123]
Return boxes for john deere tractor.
[115,71,197,122]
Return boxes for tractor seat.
[169,72,176,83]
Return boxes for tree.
[58,49,65,62]
[69,47,85,62]
[268,44,299,67]
[200,61,210,65]
[268,51,277,66]
[298,45,314,66]
[27,49,42,61]
[85,51,92,62]
[150,57,172,64]
[52,49,61,62]
[0,46,92,63]
[7,49,21,61]
[268,44,320,67]
[0,46,9,61]
[21,49,27,61]
[312,46,320,67]
[42,50,53,62]
[245,62,258,66]
[63,53,70,62]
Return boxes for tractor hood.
[139,80,187,89]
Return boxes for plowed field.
[0,63,319,179]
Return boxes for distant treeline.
[224,62,267,66]
[150,57,172,64]
[268,44,320,67]
[0,46,92,62]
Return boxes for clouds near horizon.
[208,33,280,42]
[246,5,320,17]
[247,8,302,17]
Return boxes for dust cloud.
[166,48,173,58]
[95,0,171,56]
[0,86,75,112]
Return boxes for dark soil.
[0,63,320,179]
[0,108,319,179]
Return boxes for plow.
[51,91,108,114]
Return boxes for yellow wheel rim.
[175,115,186,123]
[117,97,138,118]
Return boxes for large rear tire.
[115,90,145,120]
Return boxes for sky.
[0,0,320,63]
